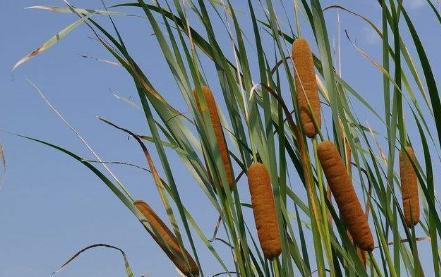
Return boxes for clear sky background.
[1,0,440,276]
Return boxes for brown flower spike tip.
[134,200,199,276]
[399,146,420,227]
[247,162,282,259]
[292,38,321,137]
[317,141,374,251]
[194,86,234,188]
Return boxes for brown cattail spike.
[134,200,199,276]
[247,162,282,259]
[292,38,321,137]
[342,141,367,266]
[194,86,234,188]
[399,146,420,227]
[317,141,374,251]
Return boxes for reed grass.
[15,0,441,276]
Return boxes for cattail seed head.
[292,38,321,137]
[317,141,374,251]
[134,200,199,276]
[343,142,367,266]
[399,146,420,227]
[194,86,234,188]
[247,162,282,259]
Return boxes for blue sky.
[1,1,440,276]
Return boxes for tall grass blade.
[13,15,91,70]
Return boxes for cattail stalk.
[134,200,199,276]
[292,38,321,137]
[194,86,234,188]
[317,141,374,251]
[247,162,282,259]
[399,146,420,227]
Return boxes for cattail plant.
[17,0,441,275]
[399,146,420,227]
[194,86,235,188]
[247,162,282,259]
[134,200,199,276]
[317,141,374,251]
[292,38,321,138]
